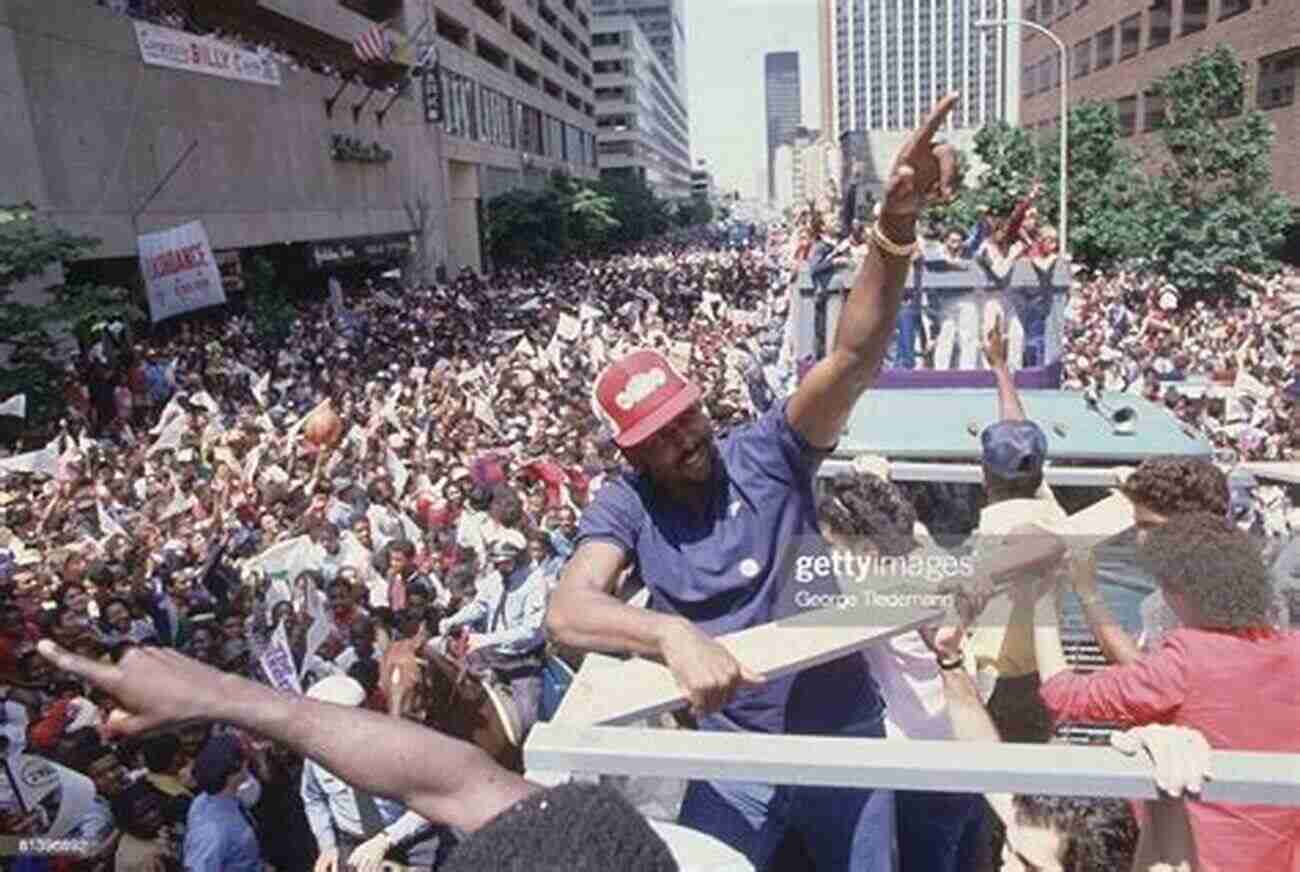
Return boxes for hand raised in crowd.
[657,618,764,715]
[881,93,961,224]
[983,315,1009,371]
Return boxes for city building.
[818,0,836,139]
[430,0,599,271]
[591,0,686,88]
[772,143,796,211]
[765,52,803,204]
[1019,0,1300,203]
[831,0,1022,198]
[593,14,692,200]
[1,0,597,288]
[691,161,717,201]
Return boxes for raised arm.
[787,94,960,448]
[38,640,537,834]
[984,316,1026,422]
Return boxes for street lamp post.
[975,18,1069,257]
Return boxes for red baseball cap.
[594,350,702,448]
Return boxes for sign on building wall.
[133,22,282,87]
[137,221,227,323]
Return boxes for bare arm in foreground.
[36,640,538,833]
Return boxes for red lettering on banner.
[147,243,209,281]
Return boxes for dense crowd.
[0,237,783,869]
[0,206,1296,869]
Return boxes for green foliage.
[0,208,139,433]
[484,172,669,267]
[1139,44,1292,295]
[676,198,715,228]
[245,256,297,345]
[924,46,1293,293]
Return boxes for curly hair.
[1137,513,1274,629]
[1012,794,1138,871]
[817,472,919,557]
[1120,457,1228,517]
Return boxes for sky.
[685,0,822,200]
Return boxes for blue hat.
[981,421,1048,480]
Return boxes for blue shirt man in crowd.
[547,94,960,871]
[182,734,262,872]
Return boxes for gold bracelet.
[871,221,918,258]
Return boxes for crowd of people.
[0,127,1297,868]
[0,237,787,870]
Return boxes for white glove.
[851,454,891,481]
[347,832,390,872]
[1111,724,1213,797]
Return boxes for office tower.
[832,0,1021,197]
[765,51,802,204]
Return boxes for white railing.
[525,725,1300,807]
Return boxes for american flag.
[353,24,391,64]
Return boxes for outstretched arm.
[787,94,960,448]
[37,641,538,834]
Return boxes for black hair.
[818,472,919,557]
[441,783,675,872]
[1012,794,1138,871]
[140,733,182,773]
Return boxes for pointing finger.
[917,93,960,148]
[37,639,121,690]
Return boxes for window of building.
[1117,94,1137,136]
[593,59,622,74]
[592,32,621,47]
[1181,0,1207,35]
[441,68,479,140]
[475,36,509,71]
[1120,14,1141,59]
[1143,89,1165,130]
[1095,26,1115,69]
[1258,48,1299,110]
[1073,37,1092,78]
[473,0,506,23]
[1219,0,1250,20]
[436,11,471,49]
[1148,0,1171,49]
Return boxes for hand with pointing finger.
[880,93,962,233]
[37,639,239,737]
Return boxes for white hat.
[307,675,366,707]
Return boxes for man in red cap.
[546,94,960,871]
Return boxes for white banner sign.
[260,621,303,694]
[134,22,281,87]
[0,395,25,418]
[138,221,227,322]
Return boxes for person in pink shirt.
[1036,513,1300,872]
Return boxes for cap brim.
[614,382,703,449]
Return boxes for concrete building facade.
[0,0,598,288]
[832,0,1021,198]
[592,13,691,200]
[765,51,803,204]
[430,0,598,272]
[591,0,686,88]
[818,0,836,139]
[1019,0,1300,203]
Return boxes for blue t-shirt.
[577,401,881,734]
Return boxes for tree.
[1136,45,1292,296]
[568,184,621,248]
[0,207,140,432]
[676,198,715,228]
[245,256,297,346]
